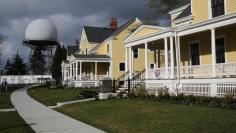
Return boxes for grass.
[0,92,13,109]
[57,99,236,133]
[28,87,84,106]
[0,112,34,133]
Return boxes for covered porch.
[124,13,236,97]
[62,54,111,87]
[124,13,236,80]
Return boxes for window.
[133,48,138,59]
[211,0,225,18]
[119,63,125,71]
[150,64,155,69]
[216,38,225,63]
[190,43,200,65]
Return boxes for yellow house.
[124,0,236,97]
[62,17,142,87]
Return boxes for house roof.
[109,17,139,37]
[73,54,110,59]
[83,26,115,43]
[171,0,191,11]
[90,17,141,52]
[72,54,111,61]
[67,45,80,56]
[174,5,191,20]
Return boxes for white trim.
[208,0,212,19]
[177,13,236,36]
[170,36,175,79]
[191,0,193,14]
[224,0,227,14]
[169,4,190,14]
[129,47,132,78]
[173,15,193,24]
[109,40,113,78]
[211,28,216,77]
[208,0,227,19]
[145,42,148,79]
[125,29,174,47]
[124,25,167,43]
[164,37,169,79]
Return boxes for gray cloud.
[0,0,155,68]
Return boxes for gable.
[132,27,162,39]
[125,25,165,42]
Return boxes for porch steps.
[116,87,128,93]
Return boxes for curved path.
[11,87,105,133]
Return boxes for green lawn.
[0,92,13,109]
[0,112,34,133]
[57,99,236,133]
[28,87,83,106]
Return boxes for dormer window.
[211,0,225,18]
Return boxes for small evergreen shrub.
[135,85,148,99]
[118,91,126,98]
[127,90,136,99]
[77,89,98,99]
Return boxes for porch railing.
[180,63,236,78]
[180,65,212,78]
[146,68,166,79]
[145,63,236,79]
[80,75,108,81]
[216,63,236,77]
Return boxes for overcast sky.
[0,0,162,68]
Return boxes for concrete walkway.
[11,87,105,133]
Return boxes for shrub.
[156,88,170,101]
[107,94,115,100]
[77,89,98,99]
[135,85,148,99]
[147,91,156,100]
[127,90,136,99]
[118,91,126,98]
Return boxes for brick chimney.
[110,18,118,30]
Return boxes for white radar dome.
[25,19,58,41]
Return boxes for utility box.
[101,77,112,93]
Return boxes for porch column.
[129,47,132,78]
[131,47,134,78]
[80,62,82,80]
[170,36,175,79]
[211,29,216,77]
[145,42,148,79]
[95,62,97,80]
[164,37,169,79]
[70,64,72,78]
[75,61,78,80]
[109,61,112,77]
[125,47,128,79]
